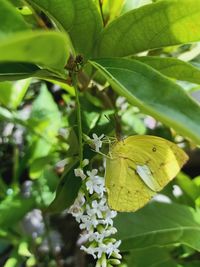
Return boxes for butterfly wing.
[123,135,188,190]
[105,135,188,212]
[105,155,155,212]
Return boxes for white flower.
[80,214,99,231]
[86,170,105,195]
[101,209,117,226]
[91,199,107,216]
[95,243,107,259]
[74,168,86,180]
[88,227,117,243]
[68,192,85,222]
[87,169,98,179]
[106,240,121,258]
[116,96,129,111]
[91,133,104,152]
[69,166,122,264]
[81,245,97,259]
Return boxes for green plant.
[0,0,200,266]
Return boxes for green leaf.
[96,0,200,57]
[0,79,30,109]
[121,0,152,13]
[0,193,36,230]
[0,31,69,72]
[28,84,62,161]
[0,0,29,38]
[127,247,177,267]
[47,160,81,213]
[133,56,200,85]
[0,62,39,81]
[176,173,200,202]
[90,58,200,144]
[114,202,200,251]
[0,62,68,82]
[4,248,23,267]
[102,0,125,23]
[28,0,103,57]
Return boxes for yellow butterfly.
[105,135,188,212]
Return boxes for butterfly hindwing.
[105,153,155,212]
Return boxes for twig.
[72,74,83,167]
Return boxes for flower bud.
[95,259,101,267]
[111,251,122,259]
[101,253,107,267]
[108,258,121,265]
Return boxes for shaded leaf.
[47,160,81,213]
[114,202,200,251]
[127,247,177,267]
[28,0,103,57]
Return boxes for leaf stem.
[99,0,106,26]
[72,74,83,167]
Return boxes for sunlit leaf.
[90,58,200,144]
[96,0,200,57]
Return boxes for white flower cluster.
[69,160,122,266]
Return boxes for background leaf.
[133,56,200,85]
[0,193,36,230]
[0,0,28,37]
[27,84,62,161]
[0,79,30,109]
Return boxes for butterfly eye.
[152,146,157,152]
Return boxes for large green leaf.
[127,247,177,267]
[90,58,200,144]
[0,31,69,72]
[133,56,200,85]
[0,0,28,37]
[96,0,200,57]
[114,202,200,251]
[28,0,103,57]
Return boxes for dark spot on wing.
[152,146,157,152]
[160,162,165,167]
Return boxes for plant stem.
[72,74,83,167]
[99,0,106,26]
